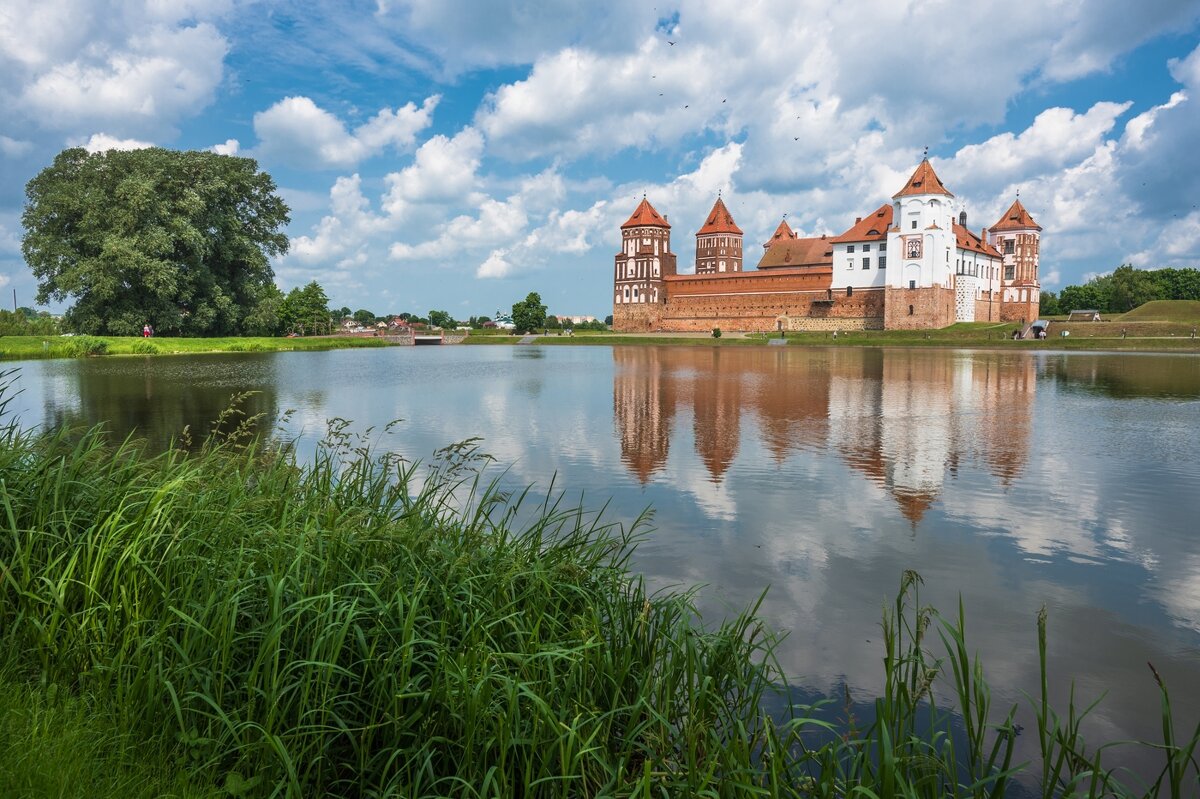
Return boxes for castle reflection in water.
[613,347,1035,524]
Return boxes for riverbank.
[473,321,1200,351]
[4,321,1198,362]
[0,334,400,361]
[0,400,1195,797]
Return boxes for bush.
[712,327,722,338]
[62,335,108,357]
[130,340,159,354]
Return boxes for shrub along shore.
[0,389,1197,797]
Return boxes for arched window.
[908,304,914,316]
[847,286,853,297]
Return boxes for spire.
[892,157,954,199]
[621,196,671,229]
[990,198,1042,232]
[695,196,743,235]
[769,217,794,242]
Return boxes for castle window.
[847,259,854,270]
[846,286,853,297]
[862,257,870,270]
[911,220,917,229]
[847,245,855,253]
[623,287,630,301]
[632,287,638,299]
[908,304,914,315]
[863,244,871,252]
[909,280,916,289]
[1004,265,1015,281]
[879,256,886,269]
[1004,240,1014,254]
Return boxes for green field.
[0,334,400,361]
[1118,299,1200,323]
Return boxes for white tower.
[886,157,956,291]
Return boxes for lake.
[4,344,1199,774]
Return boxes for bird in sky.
[667,40,675,45]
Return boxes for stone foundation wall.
[613,303,663,332]
[884,286,957,330]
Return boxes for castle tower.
[987,198,1041,323]
[765,218,796,249]
[884,157,959,329]
[694,195,743,274]
[613,196,676,331]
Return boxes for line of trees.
[1041,266,1200,315]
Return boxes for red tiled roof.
[893,158,954,199]
[990,198,1042,232]
[830,203,893,243]
[766,218,795,245]
[757,236,833,269]
[696,196,742,235]
[621,197,670,229]
[953,223,1001,258]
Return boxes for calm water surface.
[6,345,1200,770]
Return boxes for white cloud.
[0,135,33,157]
[253,95,439,169]
[210,138,238,155]
[382,126,484,213]
[77,132,154,152]
[0,273,10,289]
[288,173,389,266]
[476,250,514,279]
[17,22,228,135]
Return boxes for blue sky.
[1,0,1199,320]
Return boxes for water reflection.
[1043,352,1200,399]
[614,347,1036,524]
[38,355,279,450]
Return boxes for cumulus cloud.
[0,136,33,157]
[289,173,390,265]
[382,126,484,214]
[211,138,238,155]
[77,132,155,152]
[16,23,228,134]
[253,95,439,169]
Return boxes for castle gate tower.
[613,197,676,331]
[694,195,743,274]
[988,198,1042,324]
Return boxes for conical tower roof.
[695,196,742,235]
[621,197,671,229]
[892,158,954,199]
[767,218,794,245]
[990,198,1042,232]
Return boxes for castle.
[612,158,1041,332]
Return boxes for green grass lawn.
[0,334,400,361]
[1118,299,1200,323]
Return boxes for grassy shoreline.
[0,392,1196,797]
[0,333,402,361]
[3,321,1198,362]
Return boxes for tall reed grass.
[0,378,1195,797]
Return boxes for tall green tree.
[511,292,547,333]
[22,147,289,336]
[428,309,456,329]
[278,281,331,336]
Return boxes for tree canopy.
[1044,266,1200,316]
[22,147,290,336]
[511,292,547,333]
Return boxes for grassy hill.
[1118,299,1200,323]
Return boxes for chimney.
[959,210,967,227]
[855,217,862,223]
